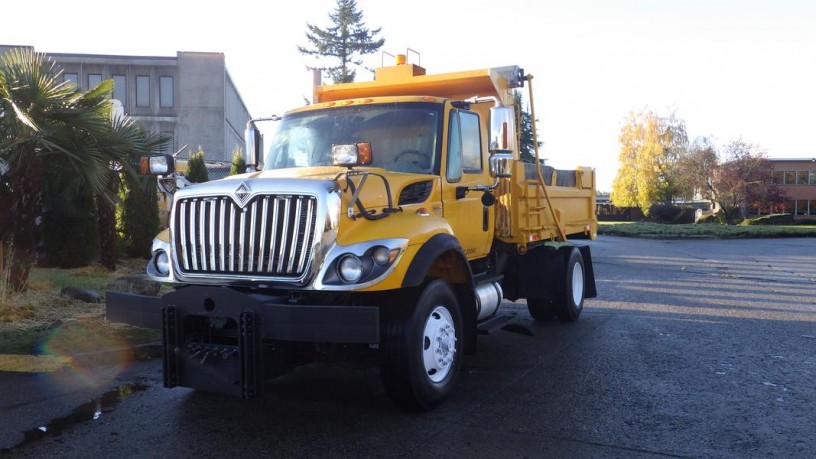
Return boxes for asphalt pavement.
[1,236,814,458]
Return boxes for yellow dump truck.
[107,58,598,410]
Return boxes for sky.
[3,0,815,191]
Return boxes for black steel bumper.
[106,286,380,344]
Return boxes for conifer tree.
[514,91,543,164]
[298,0,385,83]
[229,146,246,176]
[186,147,209,183]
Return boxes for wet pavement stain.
[1,382,149,454]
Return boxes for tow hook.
[176,344,239,365]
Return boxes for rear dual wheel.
[526,247,586,323]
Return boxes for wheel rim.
[571,261,585,309]
[421,305,457,383]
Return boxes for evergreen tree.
[229,146,246,176]
[121,175,160,259]
[513,91,543,164]
[187,147,209,183]
[298,0,385,84]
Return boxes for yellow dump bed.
[495,162,597,247]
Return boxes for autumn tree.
[298,0,384,84]
[712,139,783,222]
[611,109,687,213]
[675,136,719,202]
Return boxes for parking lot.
[3,236,815,458]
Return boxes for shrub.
[647,203,696,224]
[743,213,795,226]
[695,214,717,224]
[187,147,209,183]
[121,176,160,259]
[674,207,697,224]
[229,146,246,176]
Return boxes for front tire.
[380,279,463,410]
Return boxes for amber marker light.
[416,208,430,217]
[356,142,372,165]
[140,157,150,175]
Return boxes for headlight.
[155,251,170,276]
[316,238,407,289]
[338,255,363,283]
[372,246,391,265]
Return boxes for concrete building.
[771,158,816,217]
[0,45,251,163]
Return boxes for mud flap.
[577,245,597,299]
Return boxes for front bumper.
[106,286,380,344]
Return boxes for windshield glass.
[264,102,442,174]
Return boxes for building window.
[136,75,150,107]
[784,171,796,185]
[797,170,809,185]
[160,76,173,108]
[773,171,784,184]
[112,75,126,105]
[795,199,808,216]
[88,74,102,89]
[810,171,816,185]
[64,73,78,90]
[810,200,816,215]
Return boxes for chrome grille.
[173,194,317,278]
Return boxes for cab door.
[441,108,493,260]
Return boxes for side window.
[446,111,462,182]
[460,111,482,172]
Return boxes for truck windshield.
[263,102,442,174]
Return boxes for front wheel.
[380,279,463,411]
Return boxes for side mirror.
[140,154,175,175]
[489,106,517,154]
[244,123,263,171]
[489,153,512,179]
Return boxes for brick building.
[771,158,816,217]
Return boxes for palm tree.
[0,48,166,291]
